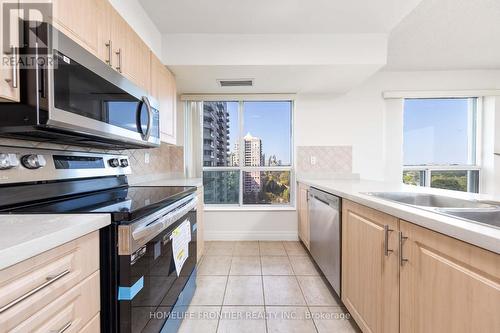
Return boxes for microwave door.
[47,51,152,146]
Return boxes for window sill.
[204,205,297,212]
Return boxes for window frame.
[200,99,295,210]
[402,97,482,193]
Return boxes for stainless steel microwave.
[0,20,160,149]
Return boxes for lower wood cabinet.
[399,220,500,333]
[297,182,310,250]
[342,200,500,333]
[0,231,101,333]
[342,200,399,333]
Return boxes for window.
[200,100,293,207]
[402,98,480,193]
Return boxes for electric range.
[0,147,199,333]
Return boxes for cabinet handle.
[0,269,70,313]
[384,225,394,256]
[4,45,18,88]
[53,321,72,333]
[399,232,408,266]
[105,40,113,66]
[115,48,122,73]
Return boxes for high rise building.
[203,102,230,167]
[203,102,237,204]
[242,133,263,194]
[229,142,239,166]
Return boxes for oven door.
[41,22,160,147]
[118,210,197,333]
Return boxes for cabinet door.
[109,7,127,75]
[122,27,150,92]
[159,68,176,144]
[0,0,20,102]
[150,52,176,144]
[297,183,310,250]
[342,200,399,333]
[51,0,99,56]
[108,5,151,92]
[400,220,500,333]
[150,52,162,101]
[96,0,112,66]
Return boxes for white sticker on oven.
[171,220,191,276]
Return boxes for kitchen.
[0,0,499,332]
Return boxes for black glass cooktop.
[6,185,197,222]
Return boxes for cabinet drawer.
[2,271,100,333]
[0,232,99,324]
[79,313,100,333]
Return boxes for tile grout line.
[259,247,269,333]
[286,241,321,333]
[215,243,234,333]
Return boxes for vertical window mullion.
[239,100,244,206]
[425,169,432,187]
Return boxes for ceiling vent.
[217,79,254,87]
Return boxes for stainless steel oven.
[0,20,160,149]
[0,148,199,333]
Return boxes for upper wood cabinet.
[0,0,20,102]
[51,0,100,56]
[52,0,150,93]
[297,182,310,250]
[399,220,500,333]
[123,27,150,93]
[96,0,113,66]
[150,52,177,144]
[342,200,399,333]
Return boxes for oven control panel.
[0,147,131,184]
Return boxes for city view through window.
[202,101,292,205]
[402,98,479,193]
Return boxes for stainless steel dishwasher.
[308,187,341,296]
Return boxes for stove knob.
[0,153,19,170]
[108,158,120,168]
[21,154,46,169]
[120,159,129,168]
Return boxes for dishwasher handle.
[309,188,339,208]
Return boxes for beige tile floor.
[175,241,360,333]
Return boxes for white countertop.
[298,178,500,254]
[0,214,110,270]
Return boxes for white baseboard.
[204,230,298,241]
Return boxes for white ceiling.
[136,0,500,93]
[171,65,383,94]
[386,0,500,70]
[139,0,421,34]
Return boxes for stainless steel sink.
[364,192,500,229]
[437,208,500,229]
[364,192,496,209]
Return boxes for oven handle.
[131,197,198,242]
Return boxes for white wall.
[204,210,297,241]
[295,70,500,181]
[108,0,162,57]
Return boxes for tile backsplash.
[297,146,352,174]
[0,138,184,182]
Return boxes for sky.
[225,101,292,165]
[403,98,473,166]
